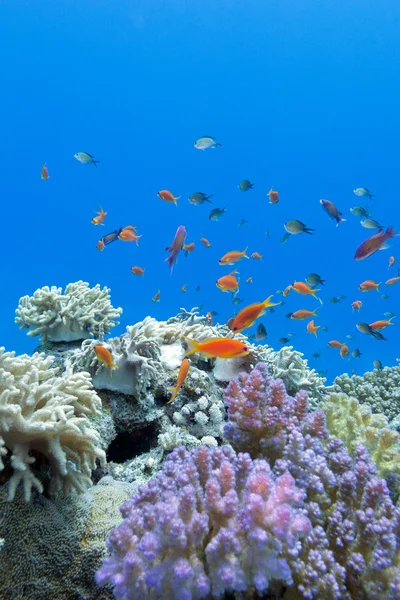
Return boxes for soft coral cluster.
[96,445,311,600]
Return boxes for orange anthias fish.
[251,252,263,260]
[283,285,292,297]
[354,227,396,260]
[216,270,239,293]
[157,190,181,205]
[389,256,395,269]
[328,340,343,349]
[369,317,395,330]
[152,289,161,302]
[41,162,50,180]
[352,300,363,311]
[91,206,107,225]
[340,344,350,358]
[267,187,279,204]
[184,337,250,359]
[292,281,322,304]
[290,308,319,320]
[97,240,105,251]
[183,242,195,256]
[167,358,190,404]
[93,345,118,376]
[232,296,281,332]
[219,247,249,266]
[307,320,320,337]
[358,280,381,292]
[119,226,142,245]
[131,266,144,276]
[385,274,400,286]
[200,237,211,248]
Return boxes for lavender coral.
[96,445,311,600]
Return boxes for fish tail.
[174,196,181,206]
[312,292,323,305]
[304,227,315,234]
[336,217,347,226]
[135,235,142,246]
[386,226,396,238]
[263,295,281,308]
[312,307,320,316]
[93,160,100,167]
[184,337,200,357]
[243,246,250,259]
[166,387,177,404]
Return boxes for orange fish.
[206,312,213,325]
[340,344,350,358]
[131,266,144,276]
[385,275,400,286]
[216,270,239,293]
[219,247,249,266]
[267,187,279,204]
[246,277,253,284]
[389,256,395,269]
[200,237,211,248]
[184,337,250,359]
[251,252,263,260]
[328,340,343,349]
[96,240,105,251]
[232,296,281,332]
[307,320,320,337]
[91,206,107,225]
[291,308,319,320]
[352,300,363,311]
[226,316,235,330]
[181,284,187,293]
[152,289,161,302]
[283,285,292,297]
[183,242,195,256]
[41,162,50,180]
[358,280,380,292]
[167,358,190,404]
[292,281,322,304]
[119,227,142,245]
[93,345,118,376]
[369,317,395,330]
[157,190,180,205]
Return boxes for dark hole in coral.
[106,422,160,463]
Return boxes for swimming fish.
[183,242,195,256]
[267,187,279,204]
[206,312,213,325]
[384,312,396,318]
[356,322,387,340]
[353,187,374,199]
[385,271,400,286]
[358,280,380,292]
[74,151,99,166]
[119,227,141,245]
[350,206,371,218]
[200,237,211,248]
[305,273,326,287]
[381,294,390,300]
[254,323,267,341]
[232,297,244,305]
[251,252,263,260]
[346,335,356,340]
[388,256,395,269]
[195,286,201,293]
[219,248,249,265]
[194,136,221,150]
[329,296,346,304]
[209,208,227,221]
[232,296,281,332]
[216,270,239,293]
[373,360,383,370]
[152,289,161,302]
[158,190,180,205]
[352,349,362,358]
[189,192,214,205]
[284,220,314,235]
[292,281,322,304]
[246,277,253,284]
[307,320,320,337]
[131,266,144,276]
[167,358,190,404]
[340,344,350,358]
[369,317,395,330]
[184,337,249,359]
[165,225,187,273]
[91,206,107,225]
[279,337,290,344]
[290,308,319,320]
[98,228,122,249]
[354,227,396,260]
[283,285,292,297]
[238,219,248,228]
[360,218,383,229]
[93,345,118,376]
[352,300,363,311]
[312,350,321,359]
[41,162,50,180]
[320,199,346,226]
[238,180,254,191]
[328,340,343,349]
[181,284,187,293]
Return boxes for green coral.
[321,392,400,483]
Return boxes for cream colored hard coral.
[15,280,122,342]
[0,347,105,501]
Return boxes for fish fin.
[304,228,315,234]
[166,387,177,404]
[263,295,281,308]
[243,246,250,259]
[184,337,200,357]
[93,160,100,167]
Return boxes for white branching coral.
[15,281,122,342]
[0,347,105,501]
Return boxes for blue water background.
[1,0,399,382]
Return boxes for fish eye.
[243,346,248,351]
[233,327,238,331]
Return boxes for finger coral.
[0,347,105,501]
[96,445,311,600]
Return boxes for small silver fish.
[189,192,214,205]
[284,220,314,235]
[238,180,254,192]
[361,218,383,229]
[381,294,390,299]
[373,360,383,370]
[384,312,395,318]
[353,187,374,199]
[346,334,356,340]
[74,152,99,166]
[350,206,370,218]
[194,136,221,150]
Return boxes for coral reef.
[15,281,122,342]
[0,347,105,501]
[96,445,311,600]
[331,365,400,425]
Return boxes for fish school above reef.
[2,280,400,600]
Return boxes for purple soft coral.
[96,445,310,600]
